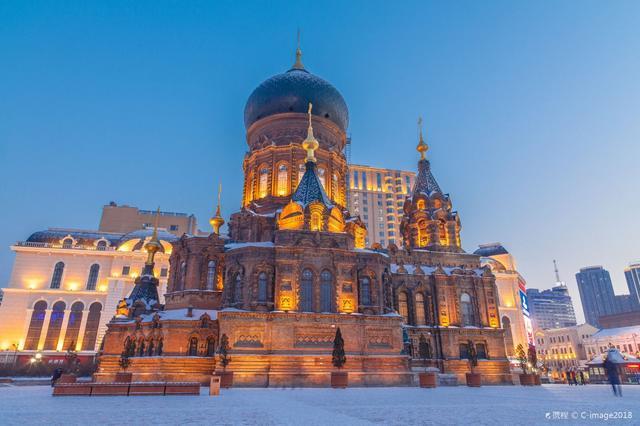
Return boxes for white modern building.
[475,243,532,357]
[0,227,176,364]
[584,325,640,359]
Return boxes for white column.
[19,309,34,350]
[37,309,52,351]
[76,310,90,351]
[57,309,71,351]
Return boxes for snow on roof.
[225,241,275,250]
[389,263,485,276]
[354,248,389,257]
[587,348,640,365]
[591,324,640,339]
[118,308,218,323]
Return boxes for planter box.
[215,371,234,389]
[466,373,481,387]
[115,372,133,383]
[128,383,165,396]
[164,383,200,395]
[519,373,535,386]
[57,374,77,384]
[331,371,348,389]
[91,383,130,396]
[53,384,92,396]
[419,372,438,388]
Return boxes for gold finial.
[301,102,319,162]
[144,207,162,266]
[209,183,225,235]
[292,28,304,69]
[416,116,429,160]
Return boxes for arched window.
[156,338,163,356]
[416,199,426,210]
[147,339,155,356]
[24,301,47,350]
[320,270,333,312]
[96,240,107,251]
[360,277,371,306]
[123,337,131,356]
[310,212,322,231]
[258,167,269,198]
[138,339,146,357]
[82,302,102,351]
[502,316,514,356]
[246,171,255,203]
[62,238,73,249]
[276,163,288,196]
[178,261,187,291]
[459,342,470,359]
[415,293,426,326]
[50,262,65,289]
[332,173,339,202]
[299,269,313,312]
[317,167,326,190]
[188,337,198,356]
[43,301,66,350]
[398,291,409,323]
[460,292,474,326]
[438,220,447,245]
[63,302,84,351]
[206,337,216,356]
[86,264,100,290]
[297,163,306,185]
[258,272,268,303]
[476,342,488,359]
[206,260,216,290]
[234,273,243,303]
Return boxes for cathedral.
[96,47,511,386]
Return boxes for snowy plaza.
[0,384,637,425]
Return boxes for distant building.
[615,294,635,314]
[346,165,415,248]
[475,243,533,357]
[527,285,577,330]
[534,323,598,377]
[575,266,619,327]
[584,325,640,359]
[99,202,197,236]
[625,262,640,310]
[598,311,640,329]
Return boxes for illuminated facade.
[346,165,415,247]
[93,46,510,386]
[475,243,532,357]
[0,226,176,363]
[534,324,597,376]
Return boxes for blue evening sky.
[1,1,639,322]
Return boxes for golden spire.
[209,183,225,235]
[301,102,319,162]
[416,116,429,160]
[144,207,162,266]
[292,29,304,70]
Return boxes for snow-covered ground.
[0,384,637,425]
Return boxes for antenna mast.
[553,259,563,284]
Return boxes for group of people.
[562,368,587,386]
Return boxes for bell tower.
[400,118,462,252]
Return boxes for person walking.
[579,371,586,385]
[604,356,622,397]
[570,369,577,386]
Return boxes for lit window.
[398,292,409,323]
[259,167,269,198]
[276,164,288,196]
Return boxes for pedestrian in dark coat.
[604,357,622,397]
[579,371,586,385]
